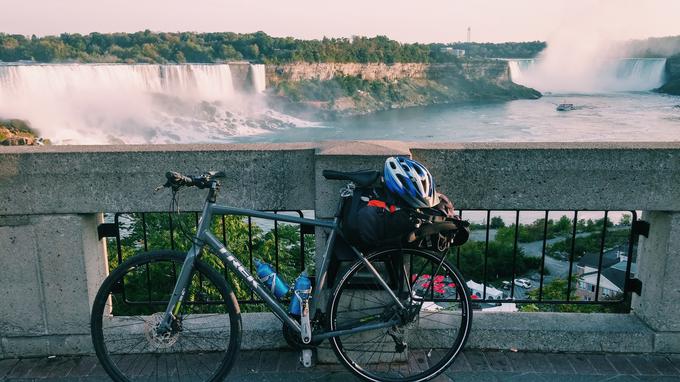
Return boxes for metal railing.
[453,209,639,311]
[102,210,312,305]
[102,209,640,311]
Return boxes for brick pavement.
[1,350,680,381]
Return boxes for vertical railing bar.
[194,211,204,295]
[510,210,520,300]
[142,213,151,302]
[594,211,609,302]
[221,215,227,244]
[482,210,490,299]
[248,216,255,302]
[274,212,280,273]
[297,210,305,272]
[221,215,228,277]
[168,213,177,282]
[622,211,637,311]
[114,213,126,303]
[168,213,176,250]
[141,213,149,252]
[566,211,578,302]
[456,209,463,269]
[538,210,549,301]
[115,213,124,267]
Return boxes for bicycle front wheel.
[328,248,472,382]
[91,250,241,382]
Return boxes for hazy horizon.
[0,0,678,43]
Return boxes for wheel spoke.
[329,249,471,380]
[91,252,240,382]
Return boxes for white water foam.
[508,58,667,93]
[0,63,311,144]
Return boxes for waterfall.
[249,64,266,93]
[0,63,305,144]
[508,58,667,93]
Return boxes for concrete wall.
[2,141,680,357]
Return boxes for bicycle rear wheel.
[91,250,241,382]
[327,248,472,382]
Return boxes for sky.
[0,0,678,43]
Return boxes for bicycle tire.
[327,248,472,382]
[91,250,242,382]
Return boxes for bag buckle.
[340,182,355,198]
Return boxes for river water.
[235,91,680,143]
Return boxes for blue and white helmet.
[384,156,438,208]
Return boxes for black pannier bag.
[340,187,469,253]
[340,186,417,251]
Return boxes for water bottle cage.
[260,273,286,295]
[294,288,313,301]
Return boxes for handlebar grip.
[165,171,194,188]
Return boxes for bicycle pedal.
[300,349,313,368]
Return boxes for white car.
[514,278,532,289]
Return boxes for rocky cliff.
[266,60,540,118]
[0,119,46,146]
[659,55,680,95]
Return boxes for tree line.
[0,31,545,64]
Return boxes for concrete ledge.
[3,311,656,360]
[469,312,654,353]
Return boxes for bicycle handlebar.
[163,171,226,190]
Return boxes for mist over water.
[0,63,312,144]
[508,58,667,93]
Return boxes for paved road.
[2,349,680,381]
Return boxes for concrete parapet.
[633,211,680,352]
[2,141,680,357]
[0,214,106,357]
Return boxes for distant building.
[440,47,465,57]
[467,280,503,300]
[575,250,636,301]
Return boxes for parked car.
[515,278,532,289]
[501,281,511,290]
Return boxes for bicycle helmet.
[384,156,438,208]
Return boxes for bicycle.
[91,169,472,382]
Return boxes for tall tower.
[467,27,471,43]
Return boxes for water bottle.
[289,271,312,316]
[254,259,290,299]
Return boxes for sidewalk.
[2,349,680,381]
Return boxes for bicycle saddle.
[322,170,380,187]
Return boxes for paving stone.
[449,352,471,372]
[46,357,78,378]
[586,354,616,374]
[627,355,660,375]
[667,356,680,374]
[234,350,262,374]
[67,356,97,377]
[23,357,55,378]
[648,356,680,376]
[566,354,596,375]
[527,353,555,373]
[257,350,282,372]
[606,354,638,375]
[6,359,35,378]
[545,353,575,374]
[0,359,19,378]
[504,351,534,373]
[485,351,512,372]
[277,350,302,372]
[463,351,489,371]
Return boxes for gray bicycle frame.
[158,182,403,341]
